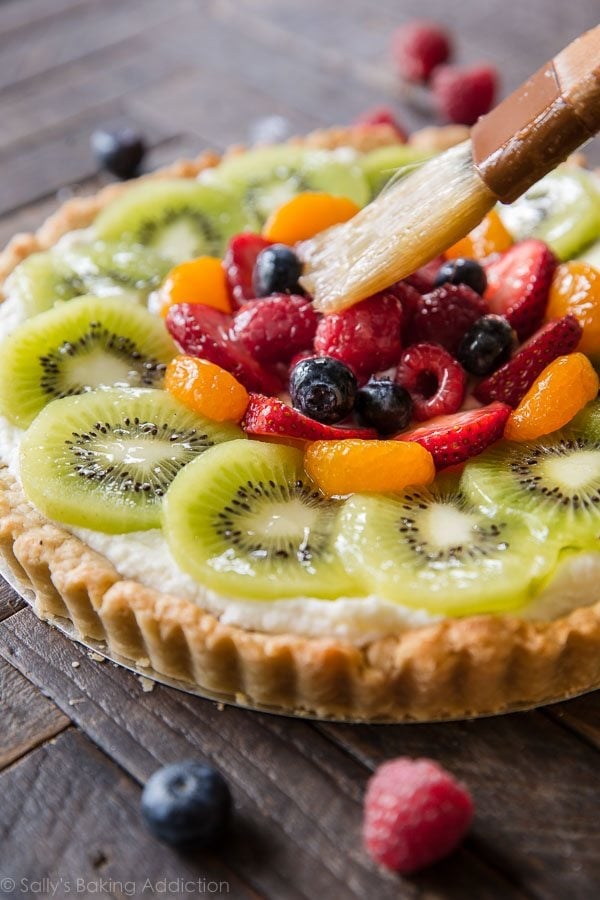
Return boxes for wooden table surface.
[1,1,600,897]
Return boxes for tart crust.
[2,122,600,722]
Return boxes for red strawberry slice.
[474,315,582,407]
[485,239,557,340]
[223,233,272,307]
[233,293,319,365]
[242,395,378,442]
[399,402,511,469]
[395,342,466,421]
[165,303,282,395]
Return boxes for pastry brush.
[299,25,600,312]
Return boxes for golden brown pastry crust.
[2,123,599,722]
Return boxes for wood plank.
[546,696,600,751]
[0,655,69,769]
[317,709,600,900]
[0,608,523,899]
[0,728,256,898]
[0,580,25,623]
[0,0,93,38]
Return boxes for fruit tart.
[1,122,600,722]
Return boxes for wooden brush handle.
[472,25,600,203]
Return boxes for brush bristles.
[299,141,496,312]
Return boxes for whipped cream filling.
[2,275,600,644]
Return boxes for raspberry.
[353,106,407,141]
[396,342,466,421]
[406,283,488,354]
[223,233,272,307]
[363,757,473,873]
[432,64,497,126]
[233,294,319,366]
[314,292,403,382]
[391,21,452,83]
[402,255,447,294]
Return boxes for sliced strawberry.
[242,395,377,442]
[395,342,467,421]
[233,293,319,365]
[402,255,446,294]
[314,291,403,382]
[474,315,583,407]
[165,303,282,395]
[223,233,272,307]
[485,239,557,340]
[406,283,488,353]
[399,402,511,469]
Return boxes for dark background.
[1,2,600,898]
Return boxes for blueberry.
[355,379,413,435]
[457,315,514,376]
[290,356,356,424]
[434,258,487,296]
[141,761,231,846]
[91,127,146,179]
[252,244,303,297]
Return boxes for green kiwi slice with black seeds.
[207,146,370,225]
[462,401,600,552]
[163,439,362,600]
[6,242,171,317]
[359,145,434,197]
[0,294,176,428]
[19,387,244,533]
[94,179,252,263]
[336,476,555,615]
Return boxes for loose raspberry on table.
[432,63,497,126]
[391,20,452,83]
[363,757,473,874]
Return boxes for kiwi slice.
[208,146,370,225]
[20,387,243,533]
[336,477,554,615]
[94,179,252,263]
[6,242,171,317]
[462,402,600,552]
[163,439,361,600]
[0,294,176,428]
[498,167,600,261]
[359,145,434,197]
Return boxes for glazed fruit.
[402,255,446,294]
[0,294,176,428]
[485,239,557,340]
[141,761,231,846]
[545,262,600,361]
[20,387,243,533]
[474,316,583,407]
[165,303,282,395]
[456,314,514,376]
[391,20,451,83]
[354,379,413,435]
[242,394,377,442]
[223,233,272,306]
[314,292,403,381]
[395,343,467,421]
[165,355,249,423]
[359,144,433,196]
[94,179,251,263]
[163,440,361,599]
[233,293,318,365]
[353,106,407,141]
[363,758,473,874]
[91,127,146,179]
[406,283,488,353]
[263,192,360,244]
[289,356,357,425]
[431,63,497,126]
[158,256,232,317]
[445,209,512,261]
[337,477,554,613]
[304,439,434,495]
[462,399,600,551]
[503,353,599,442]
[434,257,487,295]
[252,244,304,297]
[400,403,511,469]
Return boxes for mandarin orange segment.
[503,353,599,442]
[304,439,435,496]
[263,192,361,244]
[445,209,513,261]
[165,355,249,423]
[546,261,600,359]
[159,256,232,317]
